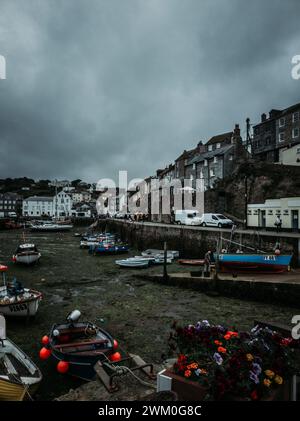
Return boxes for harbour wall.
[98,220,300,267]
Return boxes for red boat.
[178,259,205,266]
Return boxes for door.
[292,210,299,230]
[210,215,219,226]
[260,210,266,228]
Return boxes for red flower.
[251,390,258,401]
[218,346,227,354]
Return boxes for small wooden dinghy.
[41,310,117,381]
[0,265,42,317]
[0,315,42,400]
[178,259,205,266]
[13,243,41,265]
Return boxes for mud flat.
[0,230,297,400]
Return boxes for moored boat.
[216,253,293,273]
[142,249,179,259]
[40,310,118,381]
[115,259,150,268]
[178,259,205,266]
[0,315,42,400]
[0,265,42,317]
[13,243,41,265]
[30,221,73,232]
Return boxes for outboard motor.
[67,309,81,323]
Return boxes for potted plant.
[161,320,300,401]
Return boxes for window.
[279,118,285,128]
[210,169,215,177]
[192,163,196,170]
[229,154,233,161]
[279,132,285,142]
[293,128,299,138]
[204,159,208,167]
[293,112,299,123]
[297,148,300,154]
[216,143,221,149]
[208,145,213,152]
[213,156,218,163]
[247,210,252,215]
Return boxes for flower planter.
[158,369,292,401]
[157,369,208,401]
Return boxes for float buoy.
[41,335,50,345]
[39,347,51,360]
[57,360,69,374]
[109,352,121,362]
[113,339,118,349]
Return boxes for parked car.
[174,210,202,226]
[200,213,233,228]
[8,212,17,218]
[114,212,126,219]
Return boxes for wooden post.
[163,241,169,281]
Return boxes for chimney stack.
[261,113,267,122]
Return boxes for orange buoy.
[39,347,51,360]
[57,361,69,374]
[109,352,121,362]
[113,339,118,349]
[41,335,50,345]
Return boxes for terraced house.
[252,102,300,165]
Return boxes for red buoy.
[39,347,51,360]
[113,339,118,349]
[109,352,121,362]
[275,249,281,255]
[41,335,50,345]
[57,361,69,374]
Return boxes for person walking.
[204,250,212,276]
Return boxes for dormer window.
[208,145,213,152]
[216,143,221,149]
[213,156,218,163]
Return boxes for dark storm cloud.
[0,0,300,182]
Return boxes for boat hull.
[0,295,42,317]
[14,253,41,265]
[216,253,293,274]
[31,224,73,232]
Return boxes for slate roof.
[187,144,234,166]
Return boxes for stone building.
[0,192,23,216]
[186,124,245,190]
[252,102,300,163]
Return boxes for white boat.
[0,315,42,400]
[115,259,150,268]
[142,249,179,258]
[30,221,73,232]
[133,256,173,264]
[13,243,41,265]
[0,265,42,317]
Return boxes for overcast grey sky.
[0,0,299,182]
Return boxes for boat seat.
[53,338,108,351]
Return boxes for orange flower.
[228,331,238,337]
[184,370,192,378]
[218,346,227,354]
[214,340,222,346]
[224,334,231,340]
[187,363,198,370]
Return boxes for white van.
[200,213,233,228]
[174,210,202,226]
[8,212,17,218]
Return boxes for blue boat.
[89,242,129,255]
[216,253,293,273]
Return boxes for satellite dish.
[0,314,6,340]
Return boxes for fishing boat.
[0,265,42,317]
[90,241,129,255]
[142,249,179,259]
[30,221,73,232]
[216,252,292,273]
[12,243,41,265]
[115,259,150,268]
[0,315,42,400]
[178,259,205,266]
[40,310,117,381]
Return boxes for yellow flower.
[264,370,275,379]
[246,354,254,362]
[274,375,283,385]
[263,378,272,387]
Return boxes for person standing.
[274,216,282,232]
[204,250,212,275]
